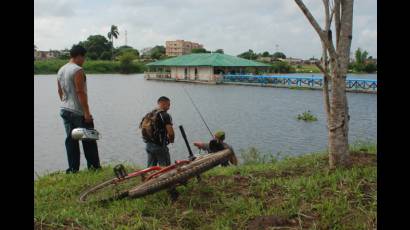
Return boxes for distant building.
[165,40,203,57]
[48,50,61,59]
[145,53,270,82]
[34,50,60,60]
[279,57,304,65]
[365,58,377,65]
[304,58,319,65]
[34,50,44,60]
[140,47,153,56]
[60,49,70,56]
[257,56,273,63]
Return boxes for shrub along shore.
[34,59,146,75]
[34,142,376,229]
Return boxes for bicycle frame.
[113,126,196,184]
[146,159,191,180]
[113,159,192,184]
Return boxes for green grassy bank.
[34,142,376,229]
[294,64,321,73]
[292,64,374,74]
[34,59,146,75]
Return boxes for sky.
[34,0,377,59]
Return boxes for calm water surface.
[34,73,377,175]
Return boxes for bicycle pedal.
[113,164,127,179]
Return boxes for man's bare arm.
[73,69,91,120]
[193,142,207,150]
[166,124,175,143]
[57,80,63,101]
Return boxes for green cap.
[214,130,225,140]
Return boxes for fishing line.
[182,86,214,138]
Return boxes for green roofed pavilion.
[144,53,271,83]
[146,53,271,67]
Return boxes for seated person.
[193,130,238,166]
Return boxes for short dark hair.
[157,96,170,103]
[70,45,87,58]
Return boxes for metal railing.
[223,74,377,91]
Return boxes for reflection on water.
[34,74,376,175]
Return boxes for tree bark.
[321,0,331,123]
[316,48,331,122]
[334,0,341,47]
[295,0,353,168]
[329,0,353,168]
[328,74,349,167]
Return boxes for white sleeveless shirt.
[57,62,87,115]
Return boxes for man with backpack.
[140,96,175,166]
[193,130,238,166]
[140,96,179,200]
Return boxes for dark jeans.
[145,142,178,199]
[60,109,101,173]
[145,142,171,167]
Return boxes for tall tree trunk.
[295,0,353,168]
[328,0,353,168]
[328,73,350,167]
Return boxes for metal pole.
[179,125,195,159]
[125,30,127,46]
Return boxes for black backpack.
[139,109,164,143]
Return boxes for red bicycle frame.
[112,125,196,184]
[113,159,192,184]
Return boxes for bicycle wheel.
[79,171,144,203]
[128,149,233,199]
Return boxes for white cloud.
[34,0,80,17]
[34,0,377,58]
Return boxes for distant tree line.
[53,25,143,73]
[349,48,377,73]
[237,49,286,60]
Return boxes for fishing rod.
[182,86,214,139]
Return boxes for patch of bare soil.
[206,174,251,196]
[246,215,298,230]
[34,221,84,230]
[250,169,302,179]
[350,152,376,166]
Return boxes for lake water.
[34,73,377,175]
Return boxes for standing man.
[57,45,101,174]
[140,96,175,167]
[140,96,178,200]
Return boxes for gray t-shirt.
[57,63,87,115]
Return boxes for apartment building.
[165,40,203,56]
